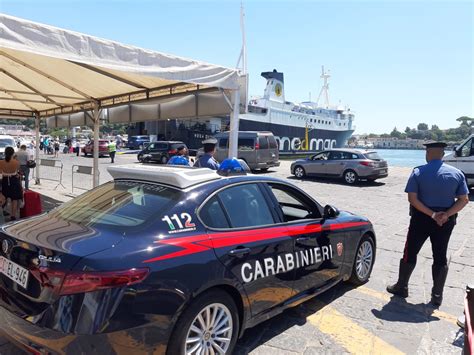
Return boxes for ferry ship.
[239,67,355,152]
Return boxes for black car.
[137,141,188,164]
[0,164,376,354]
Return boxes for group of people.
[39,136,61,158]
[0,145,33,222]
[167,138,220,169]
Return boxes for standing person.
[16,145,31,190]
[43,136,49,154]
[168,145,190,166]
[54,139,60,158]
[194,138,220,170]
[0,147,23,221]
[39,136,44,151]
[387,141,469,306]
[75,139,81,157]
[108,140,117,163]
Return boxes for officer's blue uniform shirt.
[167,155,190,166]
[194,153,220,170]
[405,159,469,209]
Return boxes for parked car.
[127,135,150,150]
[291,149,388,184]
[137,141,188,164]
[0,135,16,160]
[444,134,474,187]
[214,131,280,171]
[0,163,375,354]
[82,139,110,157]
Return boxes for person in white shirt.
[16,145,32,190]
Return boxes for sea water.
[375,149,428,168]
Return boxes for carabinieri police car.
[0,160,376,354]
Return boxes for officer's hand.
[434,212,449,226]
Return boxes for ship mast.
[316,66,331,108]
[236,2,247,75]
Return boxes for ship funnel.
[261,69,285,103]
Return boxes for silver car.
[291,149,388,184]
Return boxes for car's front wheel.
[167,289,239,355]
[161,156,168,164]
[343,170,358,184]
[293,166,306,179]
[349,234,375,285]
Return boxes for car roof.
[214,131,274,137]
[322,148,377,154]
[107,164,287,190]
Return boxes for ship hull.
[239,119,354,152]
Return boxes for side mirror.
[452,145,458,152]
[323,205,340,219]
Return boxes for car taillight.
[168,149,177,154]
[31,267,149,295]
[255,143,260,150]
[359,161,376,167]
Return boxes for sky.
[1,0,472,134]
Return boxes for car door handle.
[296,236,310,242]
[228,247,251,257]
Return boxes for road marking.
[356,286,458,325]
[307,301,405,355]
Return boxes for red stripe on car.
[143,221,369,263]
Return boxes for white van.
[0,135,16,160]
[443,134,474,187]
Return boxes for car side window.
[460,138,473,157]
[268,136,278,149]
[218,184,274,228]
[267,183,321,222]
[147,143,156,150]
[312,152,328,160]
[328,151,343,160]
[199,196,230,229]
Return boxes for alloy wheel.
[355,240,373,280]
[344,171,356,184]
[294,167,304,178]
[185,303,233,355]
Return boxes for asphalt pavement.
[1,153,472,354]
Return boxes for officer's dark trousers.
[403,209,456,267]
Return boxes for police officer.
[168,145,190,166]
[387,141,469,306]
[194,138,220,170]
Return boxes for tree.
[405,127,411,134]
[417,123,429,131]
[456,116,474,127]
[390,127,403,139]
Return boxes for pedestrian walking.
[0,147,23,221]
[75,140,81,157]
[108,140,117,163]
[168,145,190,166]
[16,144,32,190]
[194,138,220,170]
[387,141,469,306]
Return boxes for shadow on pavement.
[41,194,65,212]
[286,175,386,187]
[371,296,444,323]
[234,282,354,354]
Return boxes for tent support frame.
[92,102,100,188]
[228,88,241,158]
[34,112,41,184]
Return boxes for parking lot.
[1,153,472,354]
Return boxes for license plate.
[0,256,29,289]
[380,169,387,174]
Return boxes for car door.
[257,136,271,165]
[457,136,474,177]
[263,182,345,294]
[325,151,346,176]
[199,183,295,316]
[306,151,329,175]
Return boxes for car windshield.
[0,138,15,148]
[365,152,383,160]
[50,181,183,230]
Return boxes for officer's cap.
[423,141,447,148]
[202,138,217,145]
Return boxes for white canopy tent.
[0,13,246,186]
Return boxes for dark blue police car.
[0,162,376,354]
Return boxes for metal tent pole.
[228,88,241,158]
[34,113,41,184]
[92,102,100,188]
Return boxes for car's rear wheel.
[294,166,306,179]
[161,156,168,164]
[343,170,358,184]
[139,144,144,150]
[167,289,239,355]
[349,234,375,285]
